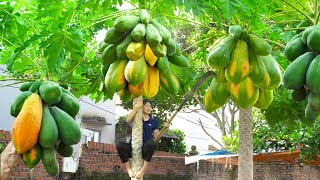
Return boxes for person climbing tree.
[116,98,167,179]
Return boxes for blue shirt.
[142,115,158,143]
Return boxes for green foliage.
[158,129,187,154]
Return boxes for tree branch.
[155,71,216,141]
[282,0,315,24]
[198,119,224,149]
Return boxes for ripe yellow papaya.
[145,44,158,66]
[12,93,43,154]
[143,65,160,99]
[126,41,146,61]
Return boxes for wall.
[188,159,320,180]
[2,130,320,180]
[79,95,116,144]
[1,130,189,180]
[0,65,20,131]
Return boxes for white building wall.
[79,95,116,144]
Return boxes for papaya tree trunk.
[131,96,143,179]
[238,107,253,179]
[1,141,21,179]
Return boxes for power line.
[185,135,211,141]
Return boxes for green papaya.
[248,48,268,85]
[150,19,171,44]
[258,55,282,90]
[29,80,42,93]
[302,25,320,44]
[50,107,82,145]
[114,15,140,32]
[101,44,117,65]
[254,89,273,109]
[159,71,180,95]
[204,79,230,113]
[291,88,307,103]
[283,52,314,90]
[56,92,80,117]
[57,142,74,157]
[230,77,259,108]
[285,37,308,61]
[246,33,272,56]
[307,30,320,52]
[229,25,242,39]
[39,107,59,148]
[146,24,162,47]
[215,68,228,83]
[166,39,176,56]
[225,40,249,84]
[10,91,33,117]
[308,91,320,111]
[207,35,236,69]
[140,9,150,24]
[116,34,133,58]
[305,103,320,121]
[19,81,34,91]
[42,147,59,176]
[306,55,320,93]
[156,56,171,74]
[167,54,190,68]
[150,43,167,57]
[131,23,146,42]
[104,27,124,44]
[39,81,63,104]
[98,41,109,53]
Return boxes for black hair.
[143,99,152,106]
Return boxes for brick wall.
[2,130,320,180]
[188,160,320,180]
[1,130,189,180]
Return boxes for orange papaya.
[12,93,43,154]
[128,83,144,97]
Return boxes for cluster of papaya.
[10,80,81,176]
[284,24,320,121]
[204,25,282,112]
[97,9,190,100]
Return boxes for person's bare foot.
[135,161,149,179]
[125,162,135,178]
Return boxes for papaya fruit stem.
[283,27,307,31]
[0,78,37,82]
[182,35,216,52]
[264,39,285,49]
[0,81,24,88]
[247,0,263,31]
[296,0,312,15]
[154,71,216,142]
[283,0,315,25]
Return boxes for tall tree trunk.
[1,141,20,179]
[131,96,143,179]
[238,107,253,180]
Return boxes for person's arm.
[127,100,143,123]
